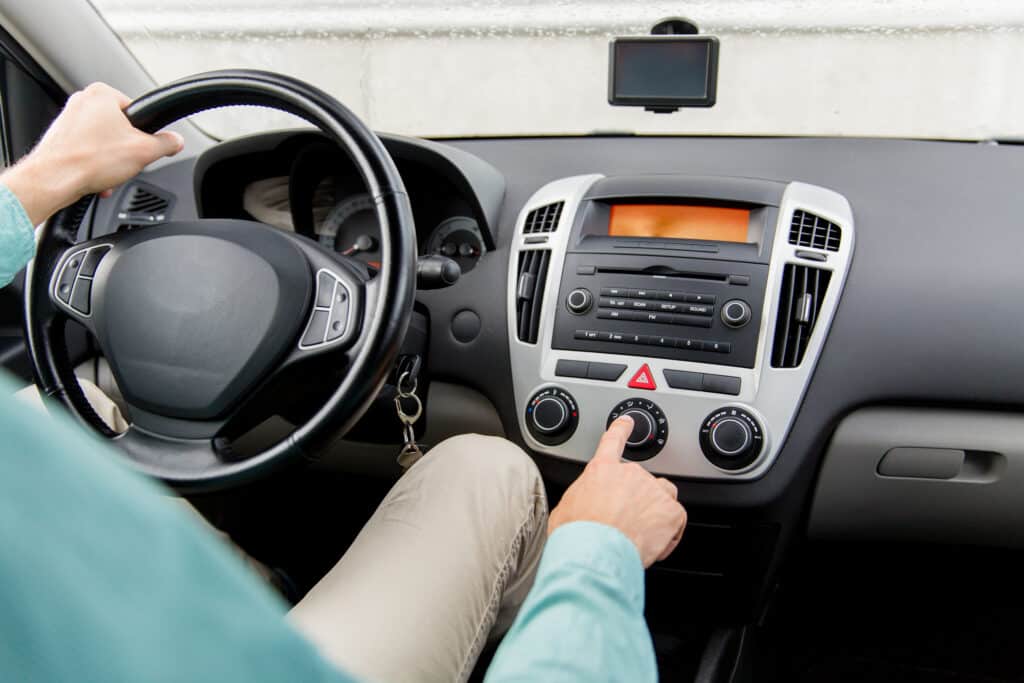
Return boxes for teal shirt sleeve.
[0,183,36,287]
[0,372,355,683]
[485,521,658,683]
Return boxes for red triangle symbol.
[628,363,657,390]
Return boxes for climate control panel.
[699,407,764,470]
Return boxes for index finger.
[589,415,634,466]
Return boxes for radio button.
[629,300,650,309]
[685,293,717,305]
[600,287,631,297]
[661,291,684,301]
[634,289,655,299]
[707,341,732,354]
[677,338,705,351]
[668,314,713,328]
[657,302,680,312]
[683,304,713,316]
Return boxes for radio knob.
[721,299,752,328]
[566,288,593,315]
[621,408,657,448]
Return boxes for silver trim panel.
[507,175,855,480]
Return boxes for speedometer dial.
[318,193,382,267]
[424,217,485,273]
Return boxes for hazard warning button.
[627,364,657,390]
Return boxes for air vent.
[789,209,841,252]
[771,264,832,368]
[523,202,564,234]
[516,250,551,343]
[117,183,173,231]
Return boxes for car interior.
[3,2,1024,681]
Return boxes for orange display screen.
[608,204,750,243]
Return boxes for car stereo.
[508,174,855,481]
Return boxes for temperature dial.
[525,387,579,445]
[699,407,764,471]
[607,398,669,461]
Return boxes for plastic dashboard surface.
[507,174,854,480]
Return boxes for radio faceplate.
[553,252,767,369]
[507,174,855,480]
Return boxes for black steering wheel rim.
[23,70,417,491]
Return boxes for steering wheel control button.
[301,310,330,347]
[627,363,657,390]
[566,288,593,315]
[721,299,752,328]
[525,387,579,445]
[607,398,669,461]
[300,269,352,350]
[69,279,93,315]
[700,407,764,471]
[316,272,337,307]
[79,246,111,277]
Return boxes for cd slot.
[595,265,730,283]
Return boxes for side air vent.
[771,264,832,368]
[523,202,564,234]
[516,250,551,343]
[116,183,174,232]
[789,209,841,252]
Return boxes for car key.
[394,370,427,469]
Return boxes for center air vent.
[523,202,564,234]
[516,250,551,343]
[117,183,174,232]
[789,209,841,252]
[771,264,831,368]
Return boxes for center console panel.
[508,173,854,480]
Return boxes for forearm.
[0,154,85,226]
[484,522,657,682]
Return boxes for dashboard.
[94,132,1024,613]
[193,131,502,276]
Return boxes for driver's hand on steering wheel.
[2,82,184,226]
[548,416,688,568]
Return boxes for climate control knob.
[607,398,669,461]
[699,407,764,471]
[525,387,579,445]
[721,299,752,328]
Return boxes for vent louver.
[117,183,173,232]
[789,209,841,252]
[523,202,564,234]
[516,250,551,343]
[771,264,832,368]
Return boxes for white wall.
[91,0,1024,140]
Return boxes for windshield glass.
[90,0,1024,141]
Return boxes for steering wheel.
[23,70,417,492]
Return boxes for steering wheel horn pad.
[23,70,418,491]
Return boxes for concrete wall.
[91,0,1024,140]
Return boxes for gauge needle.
[342,234,378,256]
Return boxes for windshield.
[90,0,1024,141]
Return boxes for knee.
[424,434,545,506]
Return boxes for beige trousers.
[15,383,549,683]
